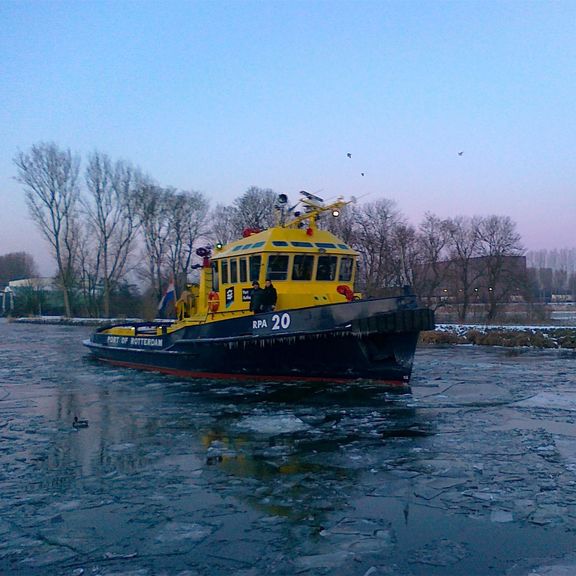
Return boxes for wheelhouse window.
[221,260,229,284]
[338,257,354,282]
[291,241,313,247]
[230,259,238,283]
[292,255,314,281]
[249,255,261,282]
[239,257,248,283]
[316,255,337,281]
[212,262,219,291]
[267,254,289,281]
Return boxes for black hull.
[84,296,434,385]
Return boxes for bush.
[419,330,466,345]
[552,329,576,349]
[420,327,576,349]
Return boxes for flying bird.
[361,173,365,176]
[347,153,352,158]
[458,151,464,156]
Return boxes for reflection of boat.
[84,192,434,385]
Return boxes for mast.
[276,191,350,231]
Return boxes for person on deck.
[262,279,277,312]
[250,281,264,313]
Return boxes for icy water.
[1,320,576,576]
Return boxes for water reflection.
[39,366,423,518]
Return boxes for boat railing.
[97,320,174,335]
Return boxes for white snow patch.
[514,392,576,412]
[555,437,576,472]
[156,521,213,542]
[436,323,575,332]
[236,414,309,434]
[519,561,576,575]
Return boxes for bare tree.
[412,213,449,307]
[569,273,576,301]
[476,215,525,320]
[352,199,405,295]
[166,190,209,289]
[14,143,80,317]
[210,203,238,246]
[231,186,277,234]
[321,201,358,245]
[0,252,38,287]
[134,184,172,301]
[75,223,101,317]
[392,222,419,287]
[444,216,482,321]
[83,152,141,317]
[206,187,277,248]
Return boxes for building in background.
[2,278,60,317]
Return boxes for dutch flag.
[158,278,176,314]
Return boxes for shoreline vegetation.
[7,316,141,326]
[423,323,576,350]
[6,316,576,350]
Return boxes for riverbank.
[424,323,576,349]
[7,315,576,350]
[7,316,148,326]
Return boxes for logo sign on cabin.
[225,287,234,308]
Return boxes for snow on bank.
[9,316,146,326]
[7,316,576,349]
[425,323,576,350]
[436,323,576,333]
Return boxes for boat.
[84,192,435,386]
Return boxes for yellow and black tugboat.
[84,192,434,385]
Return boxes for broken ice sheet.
[408,538,469,566]
[19,543,78,568]
[414,486,444,501]
[318,518,395,556]
[235,414,309,434]
[322,517,389,536]
[514,392,576,412]
[294,550,353,570]
[529,505,567,526]
[554,436,576,473]
[107,442,137,452]
[155,521,215,543]
[490,509,514,523]
[507,556,576,576]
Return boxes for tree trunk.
[103,277,111,318]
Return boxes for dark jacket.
[262,284,277,309]
[250,287,264,312]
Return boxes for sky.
[1,0,575,275]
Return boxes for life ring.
[337,285,354,302]
[207,290,220,313]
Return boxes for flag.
[158,278,176,314]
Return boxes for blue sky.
[1,0,575,274]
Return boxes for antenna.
[300,190,324,204]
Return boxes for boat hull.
[84,296,434,385]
